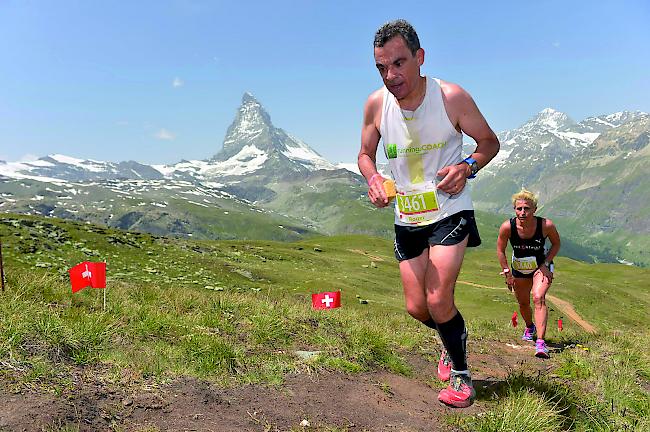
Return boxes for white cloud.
[154,129,176,140]
[19,153,40,162]
[172,77,184,88]
[552,41,561,48]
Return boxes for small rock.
[300,419,310,427]
[295,350,321,360]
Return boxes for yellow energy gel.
[383,179,396,202]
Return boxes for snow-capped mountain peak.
[486,109,650,173]
[217,93,272,158]
[0,93,341,187]
[602,111,648,126]
[529,108,575,132]
[211,93,336,177]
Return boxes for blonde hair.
[511,188,538,208]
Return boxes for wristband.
[462,157,478,179]
[368,173,383,185]
[502,268,510,274]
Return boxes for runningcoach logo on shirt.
[386,142,447,159]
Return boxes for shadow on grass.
[546,337,595,356]
[547,340,574,354]
[473,378,504,402]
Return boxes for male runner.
[497,189,561,358]
[358,19,499,408]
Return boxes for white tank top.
[380,76,473,226]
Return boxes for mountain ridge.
[1,100,649,265]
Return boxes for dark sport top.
[509,216,547,275]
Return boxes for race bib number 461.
[396,190,439,224]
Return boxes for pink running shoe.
[522,323,536,341]
[437,348,452,382]
[535,339,550,358]
[438,371,476,408]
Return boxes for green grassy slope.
[2,213,646,331]
[1,214,648,430]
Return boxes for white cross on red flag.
[311,291,341,309]
[69,262,106,293]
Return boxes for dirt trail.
[457,280,500,290]
[546,294,597,333]
[457,280,598,334]
[0,341,551,432]
[347,249,385,262]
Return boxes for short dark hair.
[374,19,421,56]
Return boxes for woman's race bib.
[395,182,440,225]
[511,255,538,274]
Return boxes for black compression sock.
[436,311,468,371]
[422,318,437,330]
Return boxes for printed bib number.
[511,255,537,274]
[396,189,439,225]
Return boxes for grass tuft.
[472,386,563,432]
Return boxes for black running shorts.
[393,210,481,262]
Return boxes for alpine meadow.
[1,94,649,431]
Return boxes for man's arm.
[436,82,500,194]
[358,90,389,208]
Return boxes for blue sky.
[1,0,649,165]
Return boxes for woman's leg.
[512,277,534,326]
[531,270,552,339]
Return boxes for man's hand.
[436,163,470,196]
[367,174,389,208]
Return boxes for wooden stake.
[0,239,5,292]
